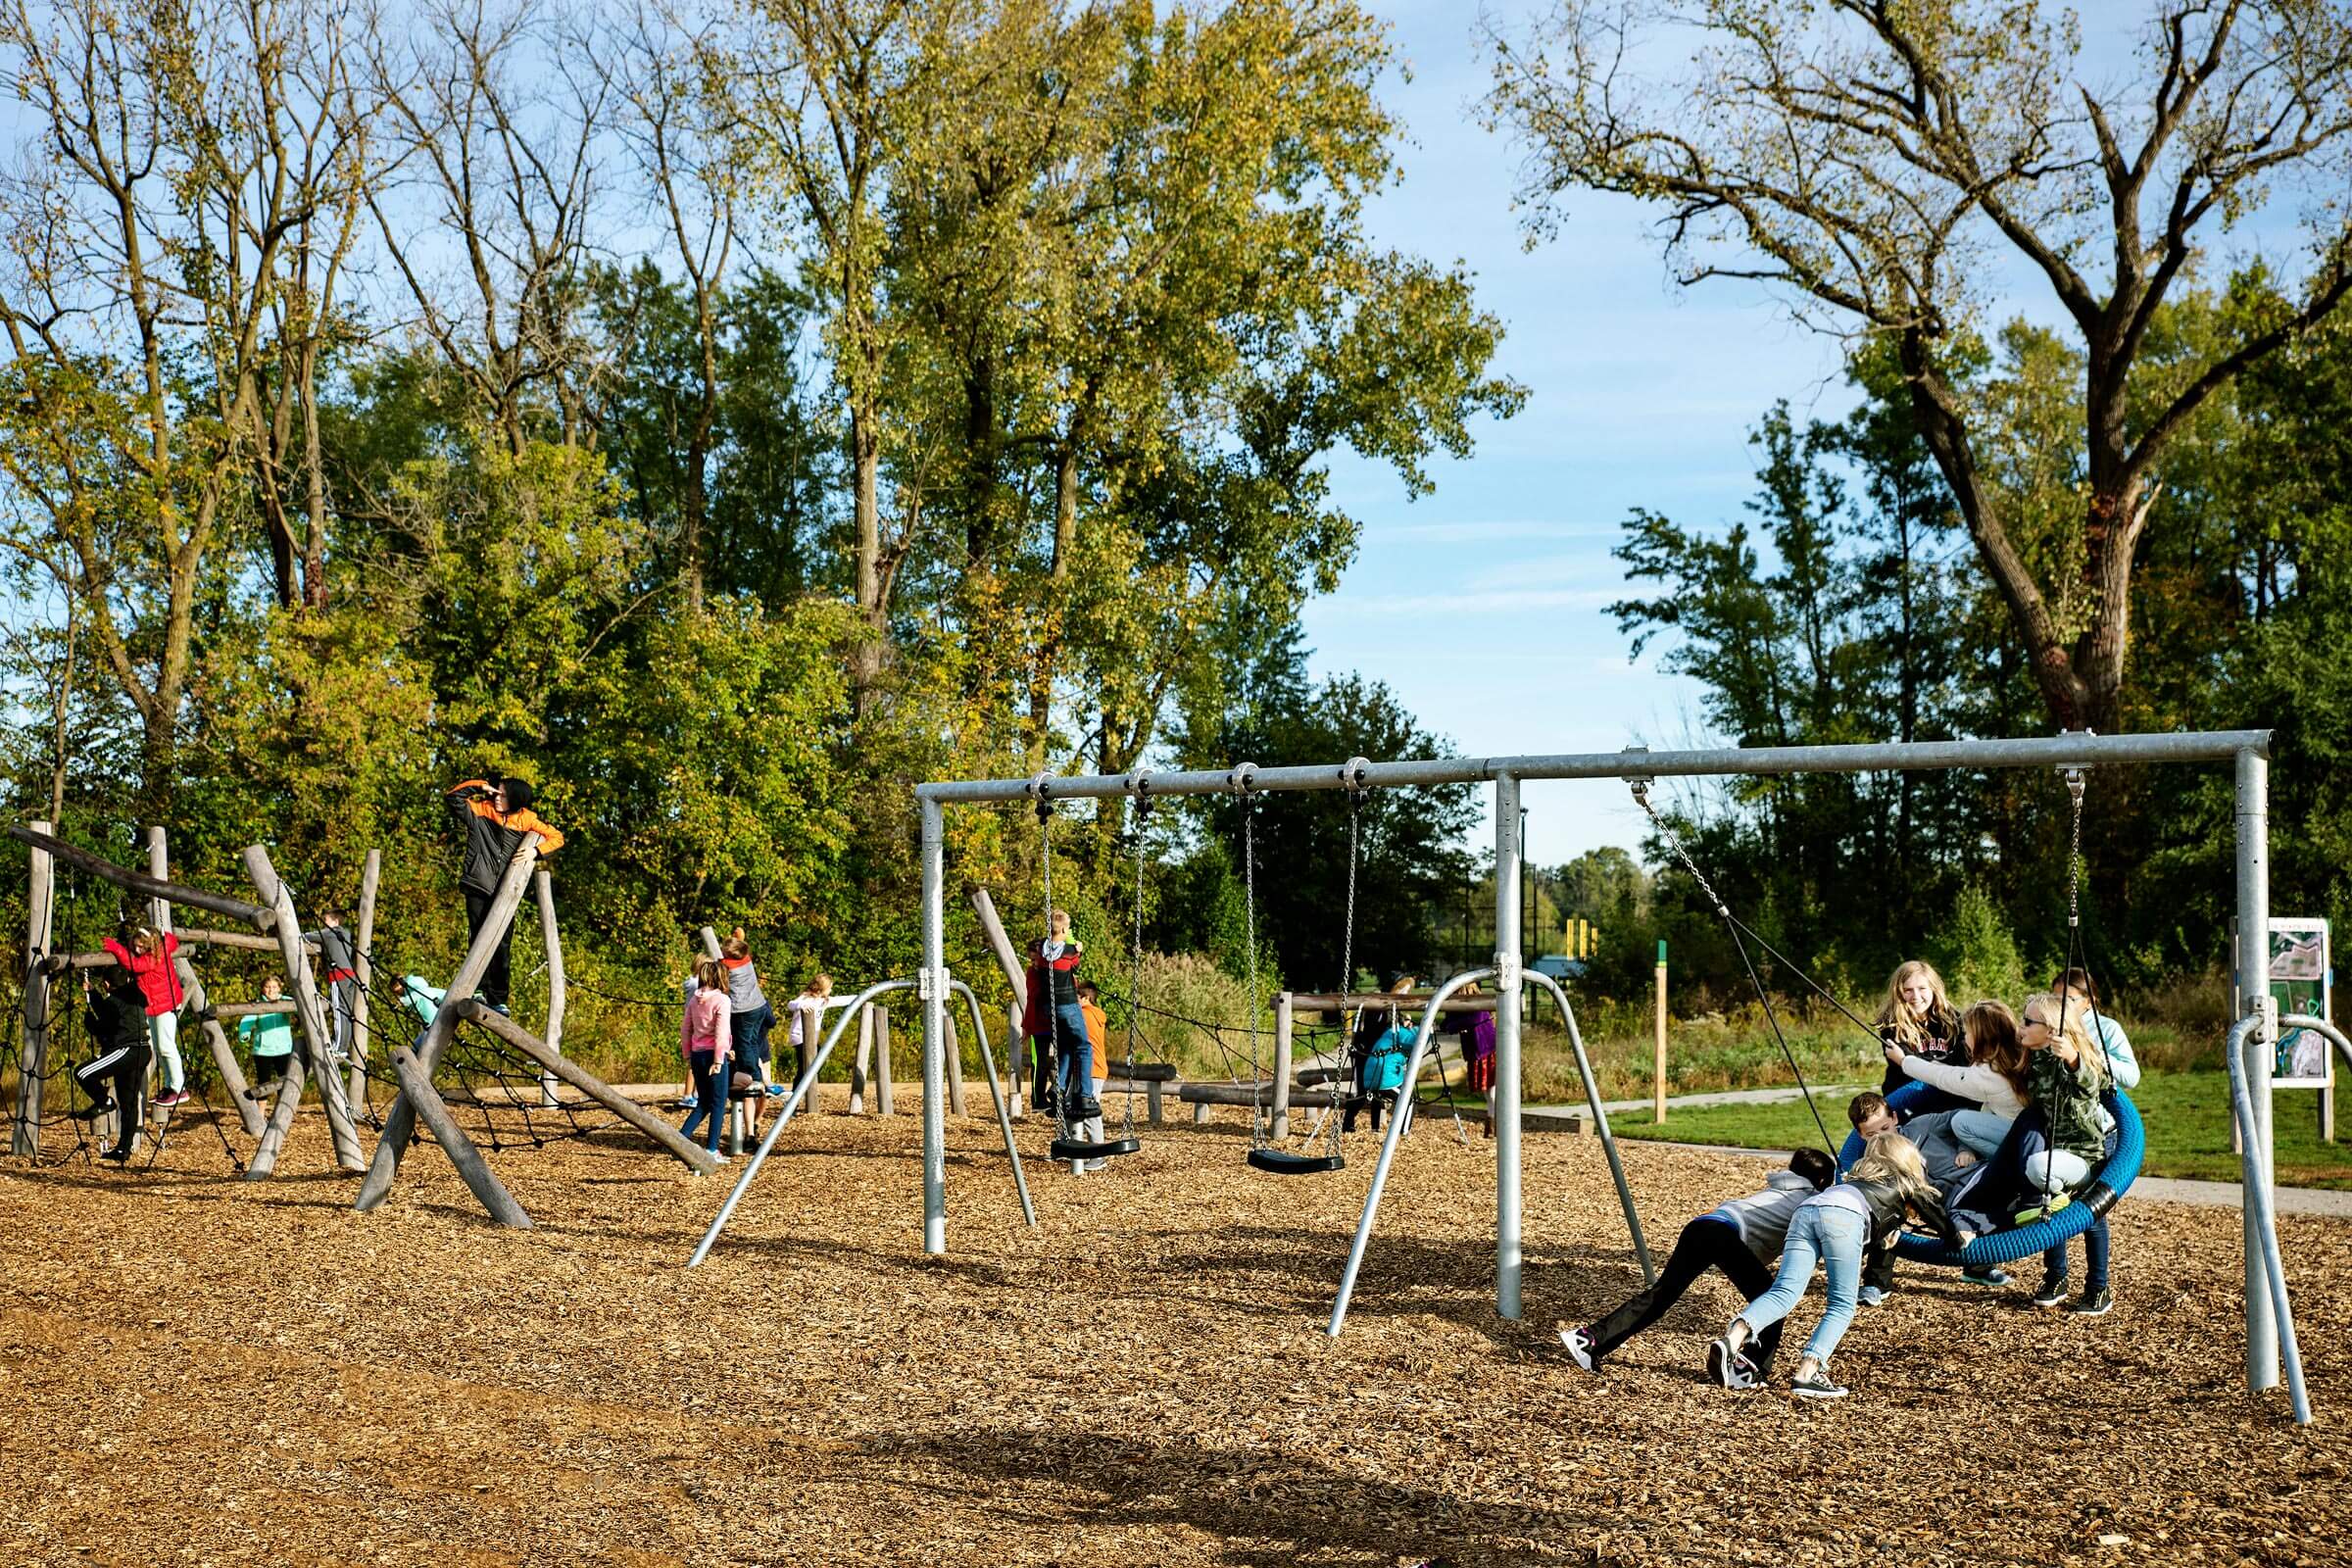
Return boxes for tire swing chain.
[1628,778,1840,1162]
[1325,781,1364,1161]
[1118,785,1152,1144]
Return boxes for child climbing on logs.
[239,975,296,1095]
[1023,909,1088,1118]
[72,954,155,1163]
[444,775,565,1014]
[102,923,188,1107]
[721,930,776,1095]
[1713,1133,1966,1398]
[2033,969,2135,1317]
[1561,1147,1837,1375]
[1873,959,1964,1105]
[678,956,733,1158]
[308,909,359,1060]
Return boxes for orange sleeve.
[518,810,564,855]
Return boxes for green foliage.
[1930,885,2028,1008]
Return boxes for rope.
[1631,779,1839,1160]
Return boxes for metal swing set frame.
[914,727,2316,1419]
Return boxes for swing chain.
[1120,788,1151,1140]
[1628,777,1731,919]
[1236,768,1265,1148]
[1331,783,1363,1157]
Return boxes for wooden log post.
[944,1009,968,1116]
[851,1004,874,1114]
[12,820,56,1156]
[874,1006,894,1116]
[4,826,274,928]
[534,869,564,1107]
[1272,991,1295,1140]
[349,849,380,1114]
[354,839,541,1212]
[972,888,1028,1117]
[390,1043,531,1230]
[243,847,368,1171]
[150,828,265,1138]
[248,1046,311,1180]
[456,1001,718,1173]
[1653,939,1668,1125]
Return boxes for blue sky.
[1303,1,1855,866]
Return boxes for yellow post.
[1653,939,1668,1124]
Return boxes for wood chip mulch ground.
[0,1092,2344,1567]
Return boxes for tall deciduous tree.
[1488,0,2352,730]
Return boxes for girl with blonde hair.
[1945,990,2113,1252]
[1885,999,2033,1160]
[1873,959,1963,1100]
[1712,1132,1966,1399]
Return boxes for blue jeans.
[1046,1002,1091,1102]
[1952,1108,2012,1157]
[681,1050,724,1151]
[2042,1123,2122,1291]
[1735,1204,1868,1366]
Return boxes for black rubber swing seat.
[1248,1149,1346,1176]
[1051,1136,1142,1161]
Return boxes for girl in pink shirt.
[678,956,733,1157]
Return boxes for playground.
[0,1106,2342,1566]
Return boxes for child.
[1885,1000,2031,1157]
[786,973,832,1109]
[1715,1133,1965,1398]
[1562,1147,1838,1374]
[1343,973,1417,1134]
[1022,909,1090,1119]
[721,929,776,1094]
[72,956,155,1163]
[102,923,188,1107]
[1456,982,1497,1138]
[1874,959,1964,1101]
[307,909,359,1060]
[444,775,565,1013]
[238,975,297,1095]
[1070,981,1113,1173]
[2034,970,2133,1316]
[678,956,733,1158]
[1849,1090,2009,1300]
[1947,991,2109,1235]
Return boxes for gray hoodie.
[1708,1169,1825,1259]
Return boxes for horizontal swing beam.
[915,730,2272,804]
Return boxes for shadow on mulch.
[853,1424,1597,1568]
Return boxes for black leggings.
[75,1041,151,1152]
[463,887,515,1009]
[1342,1090,1396,1134]
[1588,1215,1785,1369]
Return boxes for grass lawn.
[1600,1069,2352,1190]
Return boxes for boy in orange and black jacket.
[445,777,565,1012]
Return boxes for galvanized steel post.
[1494,770,1523,1319]
[921,796,948,1255]
[2236,746,2277,1390]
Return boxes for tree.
[1488,0,2352,730]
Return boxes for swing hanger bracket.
[1340,756,1372,799]
[1128,771,1152,816]
[1027,770,1054,819]
[1228,761,1259,796]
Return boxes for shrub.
[1932,885,2027,1005]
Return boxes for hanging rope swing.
[1030,774,1141,1167]
[1248,758,1371,1177]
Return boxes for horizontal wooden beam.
[6,826,273,930]
[455,1001,718,1175]
[1286,992,1495,1012]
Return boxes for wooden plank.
[456,1000,718,1174]
[390,1044,531,1230]
[851,1004,874,1113]
[354,839,541,1213]
[1287,992,1496,1011]
[5,825,272,929]
[1178,1082,1346,1108]
[244,846,367,1172]
[1272,992,1295,1139]
[246,1039,309,1180]
[944,1009,967,1116]
[12,820,54,1156]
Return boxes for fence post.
[1653,940,1668,1124]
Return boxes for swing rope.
[1630,778,1840,1161]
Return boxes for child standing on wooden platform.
[721,929,776,1095]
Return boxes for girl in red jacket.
[102,923,188,1107]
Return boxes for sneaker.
[1790,1368,1848,1399]
[849,1093,865,1114]
[1705,1338,1741,1389]
[100,1146,130,1163]
[2012,1194,2074,1224]
[1959,1265,2011,1288]
[2031,1277,2069,1309]
[1858,1285,1887,1307]
[70,1099,116,1120]
[1560,1327,1597,1372]
[153,1088,189,1107]
[2065,1288,2114,1317]
[1727,1351,1762,1390]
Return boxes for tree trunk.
[850,394,885,710]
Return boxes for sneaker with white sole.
[1706,1338,1742,1389]
[1560,1327,1596,1372]
[1959,1265,2011,1288]
[1790,1368,1848,1399]
[1858,1285,1887,1307]
[2031,1277,2069,1309]
[1727,1350,1762,1391]
[2065,1288,2114,1317]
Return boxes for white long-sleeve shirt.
[1898,1054,2026,1119]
